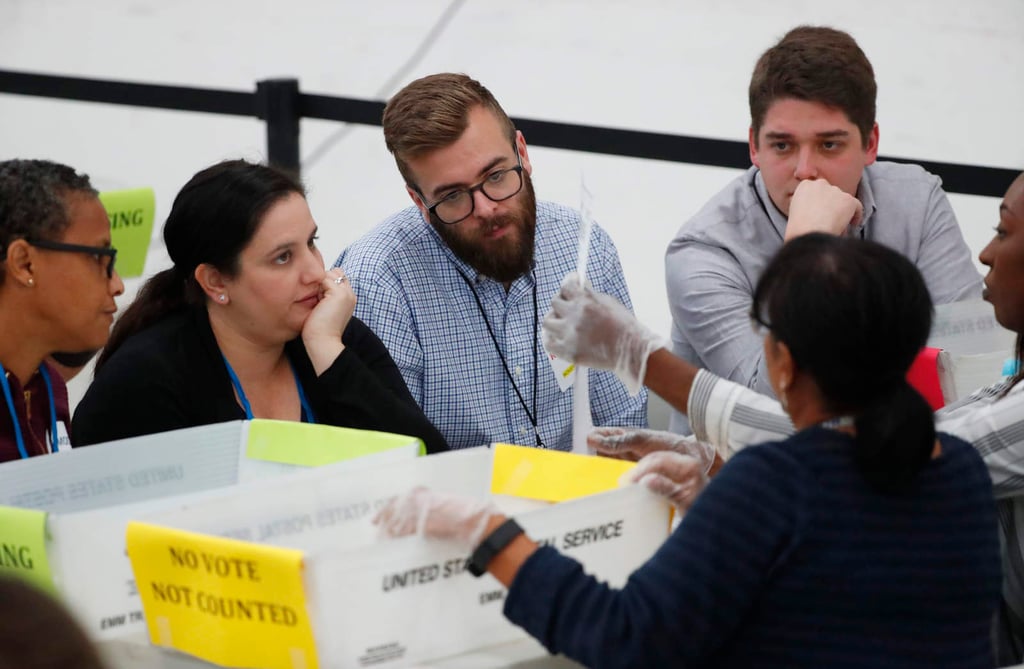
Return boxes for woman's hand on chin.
[302,268,356,375]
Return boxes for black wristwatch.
[468,517,525,577]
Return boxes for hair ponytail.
[853,380,936,494]
[752,234,936,495]
[95,268,197,372]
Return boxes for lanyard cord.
[455,269,544,448]
[40,366,58,450]
[0,362,58,458]
[222,354,316,423]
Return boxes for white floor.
[1,0,1022,406]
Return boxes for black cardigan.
[72,308,448,454]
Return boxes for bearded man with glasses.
[336,73,647,452]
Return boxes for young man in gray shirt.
[665,25,980,433]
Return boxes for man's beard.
[430,172,537,283]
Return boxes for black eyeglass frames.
[421,148,525,225]
[26,238,118,279]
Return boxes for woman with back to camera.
[576,173,1024,665]
[376,201,1001,665]
[73,159,447,453]
[0,159,124,463]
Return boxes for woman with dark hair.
[375,220,1000,664]
[0,159,124,463]
[573,172,1024,665]
[73,160,447,453]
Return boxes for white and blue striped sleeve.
[688,369,794,458]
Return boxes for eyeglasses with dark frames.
[421,147,524,225]
[26,238,118,279]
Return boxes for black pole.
[257,78,301,177]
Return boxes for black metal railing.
[0,69,1018,197]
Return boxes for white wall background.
[1,0,1022,407]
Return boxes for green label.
[246,420,425,466]
[99,187,156,278]
[0,505,55,594]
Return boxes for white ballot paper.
[571,177,596,454]
[94,448,665,668]
[140,447,492,553]
[0,422,246,513]
[52,447,468,644]
[304,484,669,668]
[1,420,421,641]
[49,444,419,641]
[15,428,666,668]
[928,299,1015,402]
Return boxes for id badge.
[547,353,577,392]
[50,421,73,454]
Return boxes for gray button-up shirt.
[666,162,982,433]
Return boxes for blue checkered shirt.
[335,201,648,450]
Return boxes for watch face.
[468,518,524,577]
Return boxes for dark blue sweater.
[504,428,1001,668]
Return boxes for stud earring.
[218,294,227,303]
[26,278,34,287]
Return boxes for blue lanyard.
[0,362,58,459]
[221,355,315,423]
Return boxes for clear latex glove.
[542,272,666,394]
[589,427,716,473]
[373,486,499,552]
[784,178,864,241]
[620,451,708,513]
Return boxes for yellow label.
[0,506,55,594]
[247,419,424,465]
[490,443,635,503]
[98,187,156,278]
[126,522,317,669]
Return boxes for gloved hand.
[373,487,499,552]
[589,427,716,473]
[621,451,708,513]
[542,272,666,394]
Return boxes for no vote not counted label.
[126,521,318,669]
